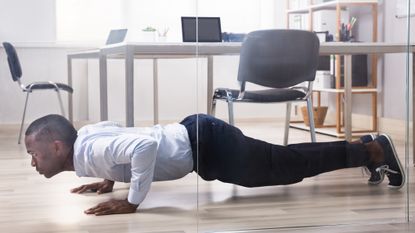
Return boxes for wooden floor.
[0,121,414,233]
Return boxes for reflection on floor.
[0,120,413,233]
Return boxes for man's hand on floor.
[84,199,138,215]
[71,179,114,194]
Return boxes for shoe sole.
[381,134,406,189]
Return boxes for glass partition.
[195,0,413,232]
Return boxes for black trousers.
[180,114,369,187]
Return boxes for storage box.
[313,10,349,36]
[314,71,333,89]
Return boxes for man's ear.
[53,140,66,155]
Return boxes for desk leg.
[153,59,159,125]
[125,46,134,127]
[99,53,108,121]
[413,52,415,166]
[344,55,352,141]
[207,56,213,115]
[67,57,73,123]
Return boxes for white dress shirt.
[73,121,193,205]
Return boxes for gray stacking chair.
[211,29,320,145]
[2,42,73,144]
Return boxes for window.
[56,0,123,42]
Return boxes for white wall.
[0,0,56,42]
[56,0,124,42]
[382,0,414,119]
[0,0,289,125]
[55,0,280,43]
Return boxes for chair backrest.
[2,42,22,82]
[237,29,320,89]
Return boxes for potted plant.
[141,26,157,42]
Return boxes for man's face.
[25,134,63,178]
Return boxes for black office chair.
[212,29,320,145]
[2,42,73,144]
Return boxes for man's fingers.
[70,185,83,193]
[83,200,136,216]
[77,185,93,193]
[85,206,103,214]
[71,181,114,195]
[71,183,100,194]
[85,204,111,215]
[97,185,110,194]
[71,185,91,193]
[85,201,108,213]
[94,209,114,216]
[97,186,105,194]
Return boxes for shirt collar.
[73,136,85,177]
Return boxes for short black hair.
[25,114,77,147]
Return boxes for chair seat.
[25,82,73,93]
[214,88,306,103]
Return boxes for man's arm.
[84,135,158,215]
[71,179,114,194]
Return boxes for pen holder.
[340,30,351,41]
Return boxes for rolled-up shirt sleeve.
[93,134,158,205]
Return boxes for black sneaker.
[360,134,383,185]
[374,134,405,189]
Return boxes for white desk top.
[319,42,414,55]
[67,42,415,60]
[100,42,242,56]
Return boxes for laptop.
[181,17,222,42]
[105,29,128,45]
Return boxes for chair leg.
[283,103,292,146]
[56,89,66,116]
[306,98,317,142]
[211,98,217,116]
[18,92,30,144]
[227,100,235,125]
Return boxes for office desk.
[67,43,241,126]
[67,42,414,144]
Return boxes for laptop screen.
[181,17,222,42]
[106,29,128,45]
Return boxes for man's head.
[24,114,77,178]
